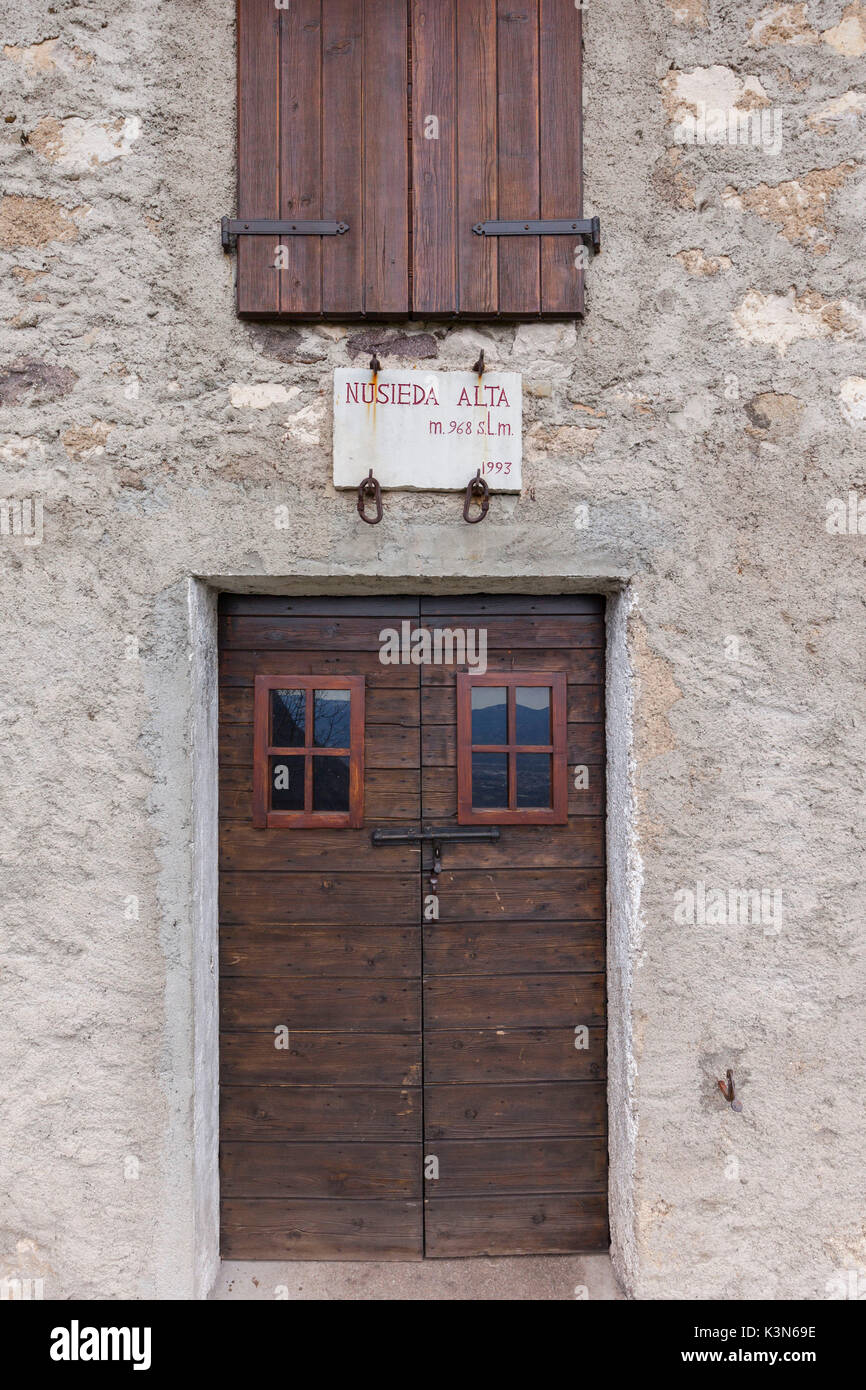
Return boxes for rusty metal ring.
[463,469,490,524]
[357,470,383,525]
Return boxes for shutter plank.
[279,0,323,315]
[411,0,457,315]
[322,0,364,314]
[540,0,583,314]
[496,0,540,315]
[237,0,281,316]
[364,0,409,314]
[457,0,498,315]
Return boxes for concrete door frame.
[187,576,640,1299]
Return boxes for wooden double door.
[218,595,607,1259]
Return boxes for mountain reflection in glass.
[270,755,304,810]
[516,753,551,808]
[272,689,305,747]
[515,686,551,744]
[314,689,351,748]
[471,686,507,744]
[313,755,350,812]
[472,752,508,808]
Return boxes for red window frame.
[456,672,568,825]
[252,675,365,829]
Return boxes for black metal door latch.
[221,217,349,250]
[372,825,500,893]
[472,217,601,255]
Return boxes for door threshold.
[213,1254,623,1301]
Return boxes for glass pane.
[516,753,552,808]
[471,686,507,744]
[515,686,551,745]
[471,752,508,809]
[314,689,351,748]
[270,755,305,811]
[271,689,305,748]
[313,755,350,812]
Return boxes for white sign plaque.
[333,368,522,491]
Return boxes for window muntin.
[457,672,567,825]
[253,675,364,828]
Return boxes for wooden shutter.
[235,0,585,319]
[411,0,585,318]
[236,0,409,318]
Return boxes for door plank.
[220,615,420,650]
[412,616,605,649]
[220,824,419,872]
[425,1081,606,1139]
[420,648,604,683]
[421,721,604,766]
[220,925,421,978]
[424,1194,608,1257]
[221,1198,423,1260]
[424,1138,606,1195]
[424,1027,605,1083]
[221,1141,421,1198]
[432,868,605,922]
[221,1031,422,1086]
[421,682,603,726]
[424,973,605,1029]
[221,1085,421,1141]
[220,649,419,685]
[418,595,604,616]
[420,822,604,870]
[221,976,421,1032]
[423,921,604,975]
[219,871,418,925]
[219,722,417,768]
[220,766,420,822]
[421,767,605,820]
[220,596,420,618]
[221,684,421,726]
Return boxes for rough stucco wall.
[0,0,863,1299]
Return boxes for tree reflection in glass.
[272,689,305,747]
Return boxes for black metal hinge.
[221,217,349,251]
[473,216,601,255]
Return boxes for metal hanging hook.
[357,469,383,525]
[369,352,381,372]
[718,1069,743,1112]
[463,469,490,524]
[473,349,486,375]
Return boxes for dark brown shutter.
[236,0,409,318]
[411,0,585,318]
[235,0,584,319]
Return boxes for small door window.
[456,672,567,825]
[253,675,365,828]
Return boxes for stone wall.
[0,0,863,1298]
